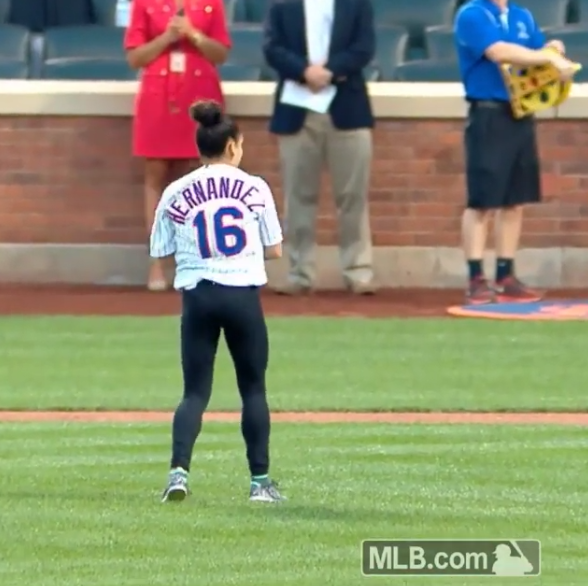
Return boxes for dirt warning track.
[0,284,453,317]
[2,284,588,317]
[0,411,586,425]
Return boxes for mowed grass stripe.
[1,316,588,412]
[1,423,586,585]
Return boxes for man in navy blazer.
[263,0,376,295]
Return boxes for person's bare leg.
[173,159,199,179]
[494,205,523,282]
[462,207,495,304]
[145,159,172,290]
[463,207,491,269]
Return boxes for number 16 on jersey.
[193,206,248,259]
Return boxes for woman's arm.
[264,243,282,260]
[127,31,175,69]
[187,29,229,65]
[124,0,178,70]
[180,0,231,65]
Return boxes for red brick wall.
[1,116,587,247]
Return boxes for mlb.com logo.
[361,539,541,577]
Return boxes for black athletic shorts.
[464,101,542,210]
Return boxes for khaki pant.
[278,112,374,288]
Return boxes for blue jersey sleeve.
[455,6,502,60]
[150,196,176,258]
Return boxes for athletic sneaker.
[494,276,543,303]
[161,468,189,503]
[249,479,286,503]
[465,277,496,305]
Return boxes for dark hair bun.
[190,100,223,128]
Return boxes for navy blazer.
[263,0,375,135]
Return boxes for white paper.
[280,80,337,114]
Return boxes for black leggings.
[170,280,271,476]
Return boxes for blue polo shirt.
[454,0,545,101]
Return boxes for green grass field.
[1,316,587,585]
[1,316,587,411]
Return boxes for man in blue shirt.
[454,0,575,304]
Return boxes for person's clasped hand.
[166,15,199,42]
[545,39,566,55]
[174,15,196,37]
[165,16,182,42]
[304,64,333,92]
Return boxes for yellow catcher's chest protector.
[500,46,581,118]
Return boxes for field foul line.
[0,411,586,424]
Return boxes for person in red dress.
[125,0,231,290]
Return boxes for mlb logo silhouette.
[492,542,534,576]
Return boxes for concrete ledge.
[1,79,588,118]
[1,244,587,288]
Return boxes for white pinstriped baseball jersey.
[150,163,283,290]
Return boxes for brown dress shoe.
[273,282,313,296]
[347,282,377,295]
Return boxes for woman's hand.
[164,16,184,43]
[170,15,195,38]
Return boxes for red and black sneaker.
[465,277,496,305]
[494,276,543,303]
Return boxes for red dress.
[124,0,230,159]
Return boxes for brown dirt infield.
[1,284,588,317]
[0,284,453,317]
[0,411,586,424]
